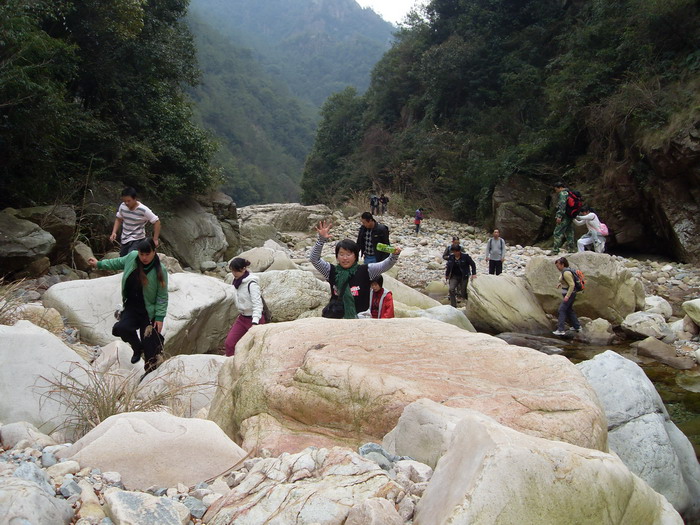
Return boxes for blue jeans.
[557,292,580,331]
[363,254,377,264]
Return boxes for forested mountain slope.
[187,14,317,205]
[302,0,700,261]
[188,0,396,106]
[0,0,217,208]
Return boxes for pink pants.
[224,315,266,357]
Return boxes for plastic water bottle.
[376,243,394,253]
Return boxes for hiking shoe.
[130,351,142,364]
[552,330,567,336]
[573,327,582,332]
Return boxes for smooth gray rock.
[577,350,700,521]
[102,487,190,525]
[0,210,56,274]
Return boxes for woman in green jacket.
[88,238,168,372]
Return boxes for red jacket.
[370,289,394,319]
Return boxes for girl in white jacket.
[574,207,606,253]
[224,258,266,356]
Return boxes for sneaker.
[130,350,142,364]
[573,327,582,332]
[552,330,567,336]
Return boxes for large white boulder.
[160,197,227,270]
[232,247,275,272]
[204,447,402,525]
[467,274,551,334]
[413,410,683,525]
[0,321,88,436]
[577,351,700,521]
[56,412,247,490]
[208,318,607,456]
[383,274,441,310]
[43,272,237,356]
[394,303,476,332]
[138,354,226,417]
[525,252,645,325]
[257,269,330,321]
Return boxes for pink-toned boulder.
[208,318,607,456]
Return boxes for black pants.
[112,307,163,372]
[489,260,503,275]
[119,239,141,257]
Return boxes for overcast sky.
[357,0,427,25]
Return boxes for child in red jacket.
[368,275,394,319]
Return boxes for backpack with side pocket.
[565,190,583,218]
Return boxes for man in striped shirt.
[110,187,161,256]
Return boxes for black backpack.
[565,190,583,218]
[247,282,272,322]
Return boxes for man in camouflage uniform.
[552,182,575,254]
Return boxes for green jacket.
[97,251,169,321]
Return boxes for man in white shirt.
[110,187,161,256]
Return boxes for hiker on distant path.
[379,193,389,215]
[551,182,577,255]
[88,238,167,373]
[311,220,401,319]
[414,208,424,234]
[356,212,390,264]
[110,187,161,256]
[442,236,462,261]
[370,194,380,215]
[574,206,606,253]
[445,245,477,307]
[553,256,581,336]
[485,229,506,275]
[359,275,395,319]
[224,258,267,357]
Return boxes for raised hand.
[316,220,333,239]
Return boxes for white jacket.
[574,212,602,234]
[235,273,263,323]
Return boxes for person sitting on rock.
[360,275,394,319]
[445,245,477,307]
[311,220,401,319]
[224,257,267,357]
[88,238,167,374]
[574,206,606,253]
[356,212,390,264]
[442,236,462,261]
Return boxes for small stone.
[60,479,82,498]
[102,472,121,485]
[183,495,208,519]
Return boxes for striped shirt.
[116,202,159,244]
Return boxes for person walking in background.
[485,229,506,275]
[359,275,395,319]
[379,194,389,215]
[311,220,401,319]
[370,194,380,215]
[224,257,267,357]
[552,256,582,336]
[574,206,607,253]
[442,236,462,261]
[356,212,390,264]
[414,208,424,234]
[110,187,161,256]
[87,238,167,373]
[551,182,576,255]
[445,245,477,307]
